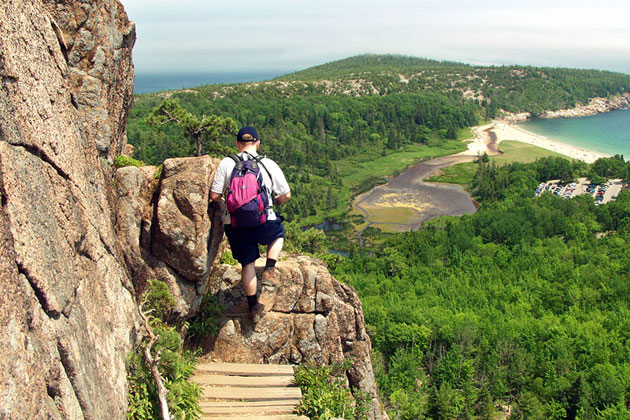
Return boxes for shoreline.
[461,121,610,164]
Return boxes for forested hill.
[128,55,630,225]
[241,54,630,114]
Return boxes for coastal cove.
[351,108,630,235]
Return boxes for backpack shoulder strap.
[228,154,241,164]
[246,152,274,190]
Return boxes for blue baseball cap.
[237,126,259,142]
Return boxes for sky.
[123,0,630,76]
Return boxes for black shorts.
[224,218,285,266]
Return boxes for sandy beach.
[460,121,610,163]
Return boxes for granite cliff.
[1,0,137,418]
[1,0,384,418]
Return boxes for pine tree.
[148,99,237,156]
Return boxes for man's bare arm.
[275,191,291,205]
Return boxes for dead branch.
[158,108,180,125]
[139,300,171,420]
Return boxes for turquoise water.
[516,109,630,159]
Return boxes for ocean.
[133,71,285,94]
[517,109,630,159]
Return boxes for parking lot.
[536,178,628,205]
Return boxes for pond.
[354,154,477,234]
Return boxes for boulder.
[114,165,159,293]
[152,156,222,282]
[114,156,226,317]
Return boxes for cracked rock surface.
[0,0,138,418]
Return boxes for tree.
[148,99,237,156]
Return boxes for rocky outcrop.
[113,156,225,317]
[0,0,138,418]
[42,0,136,160]
[205,257,385,419]
[113,157,385,418]
[499,93,630,123]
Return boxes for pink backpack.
[225,154,270,228]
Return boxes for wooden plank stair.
[193,362,307,420]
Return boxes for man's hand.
[210,192,222,202]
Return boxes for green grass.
[491,140,572,164]
[427,140,574,185]
[339,140,466,189]
[425,161,477,185]
[365,207,416,225]
[311,140,467,224]
[457,127,474,141]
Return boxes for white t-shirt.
[211,151,290,223]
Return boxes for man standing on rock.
[210,126,291,322]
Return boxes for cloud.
[124,0,630,74]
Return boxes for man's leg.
[266,237,284,260]
[261,237,283,285]
[242,261,265,320]
[241,262,257,296]
[225,225,264,320]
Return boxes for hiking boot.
[249,302,265,323]
[260,268,280,308]
[261,268,279,288]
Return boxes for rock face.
[206,257,385,420]
[0,0,138,418]
[500,93,630,123]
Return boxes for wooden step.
[193,362,302,418]
[200,386,302,401]
[194,373,295,388]
[199,401,298,415]
[199,400,301,409]
[196,362,294,377]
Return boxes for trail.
[193,362,306,419]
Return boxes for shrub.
[143,279,176,321]
[294,360,370,420]
[114,155,145,168]
[127,280,202,420]
[219,250,238,266]
[187,294,223,343]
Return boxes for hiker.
[210,126,291,321]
